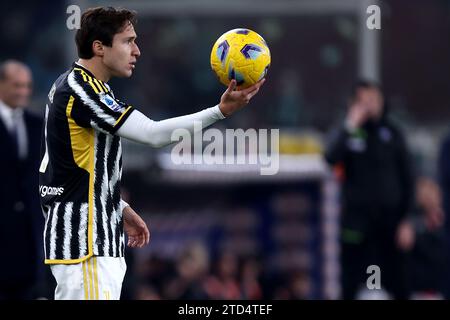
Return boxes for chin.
[123,69,133,78]
[113,69,133,78]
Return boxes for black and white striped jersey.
[39,63,134,264]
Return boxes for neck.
[0,99,19,110]
[77,58,111,82]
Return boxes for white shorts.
[50,256,127,300]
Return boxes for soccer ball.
[210,28,271,89]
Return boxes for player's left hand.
[123,206,150,248]
[219,78,266,117]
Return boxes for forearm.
[117,106,225,147]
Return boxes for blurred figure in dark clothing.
[325,80,415,299]
[239,257,263,300]
[401,177,446,299]
[437,132,450,298]
[204,251,242,300]
[0,60,44,299]
[164,242,210,299]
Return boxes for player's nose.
[133,43,141,58]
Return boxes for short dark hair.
[350,79,382,101]
[75,7,137,59]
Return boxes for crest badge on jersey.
[99,92,122,112]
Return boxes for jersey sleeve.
[67,68,134,135]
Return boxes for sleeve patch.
[99,93,123,112]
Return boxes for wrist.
[214,104,227,119]
[218,103,230,118]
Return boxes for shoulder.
[382,117,406,139]
[68,68,111,98]
[24,110,43,128]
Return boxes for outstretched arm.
[116,79,265,147]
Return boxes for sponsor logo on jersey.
[39,185,64,197]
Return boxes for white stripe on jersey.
[79,203,88,257]
[62,202,74,259]
[92,131,99,256]
[90,120,110,135]
[120,232,125,254]
[67,71,116,126]
[42,205,50,259]
[49,202,61,260]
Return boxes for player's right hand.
[218,78,266,117]
[123,206,150,248]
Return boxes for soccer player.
[39,7,264,300]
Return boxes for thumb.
[226,79,237,93]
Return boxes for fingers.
[226,79,237,93]
[127,228,150,248]
[128,235,142,248]
[241,78,266,95]
[127,236,137,248]
[246,87,260,100]
[136,233,145,248]
[144,224,150,246]
[239,78,265,103]
[139,233,145,247]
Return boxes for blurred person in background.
[204,251,242,299]
[0,60,44,299]
[398,177,446,299]
[325,80,415,299]
[239,257,263,300]
[164,242,209,299]
[437,132,450,298]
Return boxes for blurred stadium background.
[1,0,450,299]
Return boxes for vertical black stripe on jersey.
[70,201,81,259]
[105,136,116,256]
[114,214,121,257]
[113,189,122,256]
[107,137,120,256]
[118,148,124,256]
[94,133,107,256]
[106,193,114,257]
[44,207,55,259]
[54,203,65,259]
[112,176,122,257]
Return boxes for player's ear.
[92,40,104,57]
